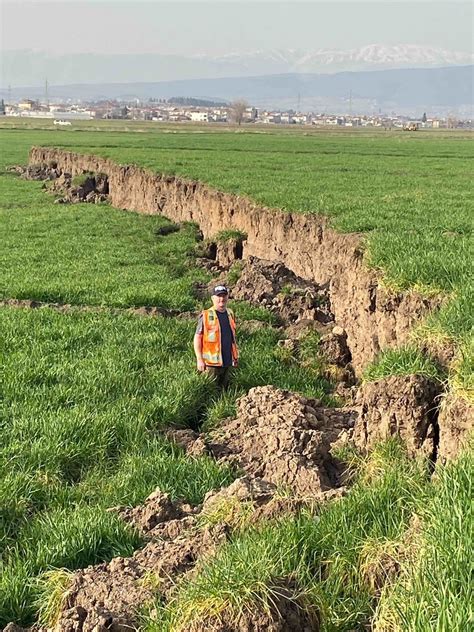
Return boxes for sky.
[1,1,473,57]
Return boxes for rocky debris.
[354,374,441,458]
[41,477,274,631]
[207,386,355,494]
[13,163,109,204]
[229,257,332,324]
[55,523,226,632]
[9,163,60,180]
[47,171,109,204]
[113,489,196,536]
[437,393,473,462]
[318,326,351,367]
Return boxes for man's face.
[212,293,228,311]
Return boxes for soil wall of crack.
[29,147,439,373]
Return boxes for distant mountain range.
[2,65,472,116]
[2,44,473,87]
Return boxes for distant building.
[18,99,39,110]
[190,111,209,122]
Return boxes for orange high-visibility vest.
[201,308,238,367]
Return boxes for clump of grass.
[71,171,94,187]
[197,496,256,531]
[227,261,245,285]
[363,346,443,383]
[35,569,74,628]
[214,229,247,242]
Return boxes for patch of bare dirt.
[437,393,473,461]
[111,488,197,536]
[230,257,333,324]
[354,374,441,458]
[207,386,355,494]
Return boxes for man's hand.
[197,359,206,372]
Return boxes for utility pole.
[349,89,352,117]
[297,92,301,113]
[45,78,49,107]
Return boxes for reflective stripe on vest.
[201,308,238,367]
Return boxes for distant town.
[0,96,471,129]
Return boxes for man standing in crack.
[194,285,238,389]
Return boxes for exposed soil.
[13,164,108,204]
[228,256,333,325]
[205,386,355,494]
[27,474,330,632]
[437,393,473,462]
[354,374,441,459]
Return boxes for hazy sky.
[2,1,473,56]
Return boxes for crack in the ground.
[0,298,196,319]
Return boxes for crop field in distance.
[0,120,472,629]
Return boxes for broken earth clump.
[437,393,473,462]
[36,388,356,632]
[13,164,109,204]
[207,386,355,494]
[230,256,333,324]
[36,475,326,632]
[354,374,441,459]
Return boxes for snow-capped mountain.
[2,44,472,88]
[200,44,474,74]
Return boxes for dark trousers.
[205,366,232,390]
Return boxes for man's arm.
[194,313,206,371]
[193,333,205,372]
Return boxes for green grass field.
[0,121,472,628]
[0,122,472,395]
[0,125,333,625]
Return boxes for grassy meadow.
[0,121,472,628]
[0,121,472,395]
[0,123,333,625]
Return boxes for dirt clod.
[354,374,441,458]
[437,393,473,461]
[113,489,195,535]
[231,257,332,324]
[208,386,355,494]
